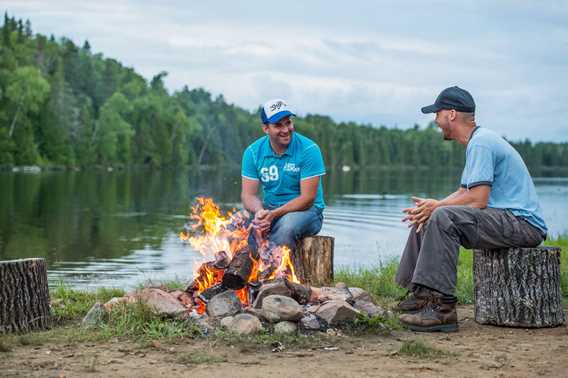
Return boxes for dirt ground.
[1,306,567,378]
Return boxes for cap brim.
[267,110,295,124]
[421,104,440,114]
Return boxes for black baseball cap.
[421,86,475,114]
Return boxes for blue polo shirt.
[460,127,547,234]
[242,132,326,209]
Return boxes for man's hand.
[402,197,440,232]
[252,209,274,237]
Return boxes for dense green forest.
[1,15,567,171]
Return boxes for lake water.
[0,168,566,290]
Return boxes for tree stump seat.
[0,258,51,334]
[473,246,564,328]
[293,235,334,287]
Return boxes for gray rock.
[137,288,187,318]
[103,295,136,311]
[252,279,293,308]
[274,321,297,335]
[228,313,263,335]
[353,300,386,317]
[207,290,242,318]
[81,302,106,329]
[262,295,303,322]
[186,311,214,334]
[299,313,327,331]
[220,316,234,328]
[348,287,375,303]
[318,287,354,304]
[315,300,361,325]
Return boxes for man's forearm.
[241,194,264,213]
[270,194,314,219]
[441,188,465,202]
[438,190,487,208]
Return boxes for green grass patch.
[50,282,125,322]
[0,325,104,351]
[134,279,187,292]
[342,313,402,335]
[0,338,12,353]
[456,249,474,304]
[334,261,406,302]
[397,339,451,359]
[16,334,45,346]
[97,302,203,342]
[544,236,568,296]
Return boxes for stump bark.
[293,235,334,287]
[473,246,564,328]
[0,258,51,333]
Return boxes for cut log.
[473,246,565,328]
[0,258,51,333]
[293,235,334,287]
[222,249,255,289]
[185,261,225,293]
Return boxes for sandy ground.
[1,306,567,378]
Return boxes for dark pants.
[395,206,545,296]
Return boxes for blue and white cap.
[260,99,295,124]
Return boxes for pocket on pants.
[502,213,521,239]
[503,213,535,246]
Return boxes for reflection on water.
[0,168,566,290]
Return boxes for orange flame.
[181,197,301,311]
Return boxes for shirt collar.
[468,126,481,144]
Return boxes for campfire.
[179,197,301,314]
[86,197,383,334]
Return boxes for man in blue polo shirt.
[241,98,326,255]
[395,86,547,332]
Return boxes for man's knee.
[271,214,301,239]
[270,208,323,246]
[429,207,452,225]
[430,206,474,224]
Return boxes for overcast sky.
[4,0,568,141]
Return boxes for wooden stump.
[473,247,564,328]
[293,235,334,287]
[0,258,51,333]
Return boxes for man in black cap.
[395,86,548,332]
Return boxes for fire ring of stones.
[82,198,391,334]
[84,279,390,336]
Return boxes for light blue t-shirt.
[460,127,547,234]
[242,132,326,209]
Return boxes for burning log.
[293,236,334,286]
[185,261,225,294]
[222,249,255,290]
[0,258,50,334]
[198,283,228,303]
[212,251,230,269]
[252,278,312,308]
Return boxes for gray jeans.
[395,206,545,296]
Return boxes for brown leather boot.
[394,287,430,313]
[399,296,458,332]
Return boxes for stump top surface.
[475,246,560,253]
[0,258,46,265]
